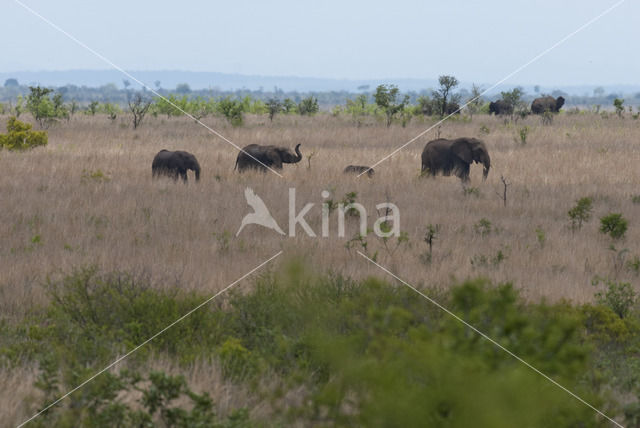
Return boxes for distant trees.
[432,75,461,117]
[374,84,409,127]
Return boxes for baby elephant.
[152,150,201,182]
[344,165,375,177]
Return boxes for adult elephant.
[531,96,565,114]
[421,137,490,182]
[152,150,200,182]
[235,143,302,172]
[489,100,512,116]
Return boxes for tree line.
[2,75,639,129]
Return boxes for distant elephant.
[234,143,302,172]
[421,137,490,182]
[531,96,565,114]
[445,102,461,115]
[344,165,374,177]
[489,100,513,116]
[152,150,200,182]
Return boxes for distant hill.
[2,70,639,96]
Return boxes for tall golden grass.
[1,113,639,307]
[1,111,639,424]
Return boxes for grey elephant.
[152,150,201,182]
[234,143,302,172]
[531,96,564,114]
[344,165,374,177]
[489,100,512,116]
[421,137,490,182]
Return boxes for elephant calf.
[421,137,490,182]
[152,150,201,182]
[343,165,374,177]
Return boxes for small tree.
[614,98,625,117]
[265,98,283,122]
[374,84,409,127]
[282,98,297,114]
[600,213,628,240]
[500,88,526,121]
[568,197,593,231]
[465,84,483,120]
[127,92,152,129]
[298,96,319,115]
[87,101,99,116]
[432,75,460,117]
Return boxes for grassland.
[1,111,639,426]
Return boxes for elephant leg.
[179,169,188,182]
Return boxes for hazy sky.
[3,0,638,85]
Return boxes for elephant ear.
[451,139,473,164]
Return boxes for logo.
[236,188,400,238]
[236,188,286,236]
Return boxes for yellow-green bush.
[0,116,48,150]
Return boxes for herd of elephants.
[151,95,564,183]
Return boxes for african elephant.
[445,102,461,115]
[489,100,512,116]
[421,137,490,182]
[152,150,200,182]
[531,96,565,114]
[344,165,374,177]
[235,144,302,172]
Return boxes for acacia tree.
[432,75,460,117]
[128,92,152,129]
[374,84,409,127]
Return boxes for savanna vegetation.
[1,80,640,426]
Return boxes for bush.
[217,97,244,126]
[600,213,628,239]
[0,116,48,150]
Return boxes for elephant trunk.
[195,168,200,181]
[293,144,302,163]
[482,156,490,181]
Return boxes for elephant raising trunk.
[235,143,302,172]
[421,137,490,182]
[152,150,201,182]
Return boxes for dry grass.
[1,113,638,306]
[1,112,639,423]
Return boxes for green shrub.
[592,277,636,318]
[217,97,244,126]
[0,116,48,150]
[600,213,628,239]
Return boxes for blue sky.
[3,0,638,86]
